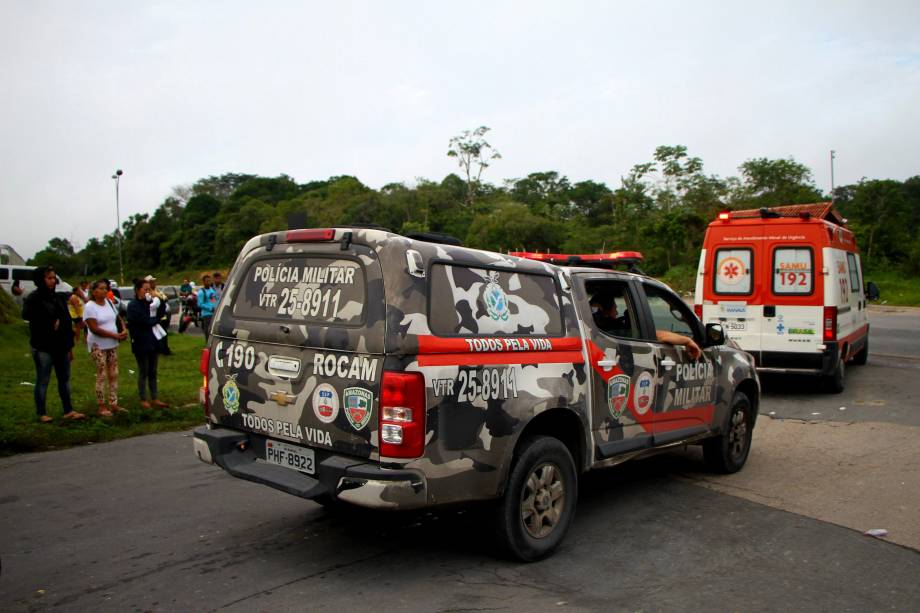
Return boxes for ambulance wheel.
[704,392,753,474]
[825,356,845,393]
[852,339,869,366]
[494,436,577,562]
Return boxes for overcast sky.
[2,1,918,259]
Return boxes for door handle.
[661,357,676,370]
[597,359,617,371]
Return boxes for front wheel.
[493,436,578,562]
[703,392,754,474]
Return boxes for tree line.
[28,135,920,281]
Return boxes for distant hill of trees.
[28,141,920,281]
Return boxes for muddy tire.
[852,339,868,366]
[494,436,577,562]
[824,355,845,393]
[703,392,754,474]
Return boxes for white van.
[0,265,73,306]
[693,203,873,393]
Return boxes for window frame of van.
[712,247,754,296]
[0,268,8,280]
[426,259,566,338]
[771,246,816,296]
[228,252,369,328]
[846,252,861,294]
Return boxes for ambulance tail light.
[199,348,211,416]
[823,306,838,342]
[379,371,426,459]
[285,228,336,242]
[694,304,703,320]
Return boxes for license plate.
[265,439,315,474]
[725,320,747,331]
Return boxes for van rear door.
[205,236,385,461]
[710,240,762,356]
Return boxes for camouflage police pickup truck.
[193,228,759,560]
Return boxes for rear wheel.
[824,355,845,393]
[704,392,754,474]
[493,436,577,562]
[852,338,869,366]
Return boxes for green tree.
[447,126,502,207]
[732,157,824,207]
[29,237,79,277]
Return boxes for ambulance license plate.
[265,439,315,474]
[725,321,747,331]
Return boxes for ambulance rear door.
[710,239,762,357]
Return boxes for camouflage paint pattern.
[200,228,758,508]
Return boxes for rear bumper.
[193,425,427,510]
[755,343,840,375]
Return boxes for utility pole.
[829,150,836,202]
[112,169,124,285]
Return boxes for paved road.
[1,432,918,612]
[1,308,918,611]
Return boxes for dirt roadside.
[683,416,920,551]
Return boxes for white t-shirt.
[83,300,119,351]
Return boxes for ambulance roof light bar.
[510,251,646,274]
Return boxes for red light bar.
[718,211,731,221]
[510,251,644,264]
[285,229,336,242]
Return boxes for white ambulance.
[693,203,874,392]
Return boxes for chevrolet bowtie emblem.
[269,391,295,406]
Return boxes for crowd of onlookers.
[18,266,225,423]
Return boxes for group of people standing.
[21,266,171,423]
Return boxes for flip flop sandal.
[39,415,53,423]
[97,408,113,417]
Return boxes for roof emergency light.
[718,211,732,221]
[510,251,645,274]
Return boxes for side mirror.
[705,323,725,346]
[865,281,880,301]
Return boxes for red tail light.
[200,348,210,416]
[285,229,335,242]
[379,371,426,459]
[823,306,837,342]
[694,304,703,320]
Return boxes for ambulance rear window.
[846,253,860,292]
[428,263,563,336]
[773,247,814,295]
[714,248,752,295]
[232,255,366,324]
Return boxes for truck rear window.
[232,256,366,324]
[772,247,814,295]
[429,263,563,336]
[714,248,752,295]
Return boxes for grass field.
[0,323,206,455]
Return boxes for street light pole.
[830,150,836,202]
[112,169,124,285]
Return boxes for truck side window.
[644,284,696,340]
[846,253,860,292]
[584,280,639,339]
[773,247,814,295]
[714,248,752,295]
[0,268,8,280]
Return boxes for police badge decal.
[343,387,373,431]
[483,270,510,321]
[223,374,240,415]
[607,374,631,420]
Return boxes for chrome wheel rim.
[728,409,748,461]
[520,462,565,539]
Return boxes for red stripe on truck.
[415,335,585,367]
